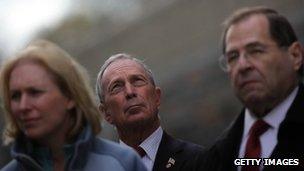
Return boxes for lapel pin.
[166,157,175,168]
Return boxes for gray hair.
[96,53,155,103]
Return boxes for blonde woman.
[0,40,146,171]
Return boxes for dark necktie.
[134,146,146,158]
[242,119,270,171]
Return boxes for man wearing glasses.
[202,6,304,171]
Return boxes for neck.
[34,128,70,164]
[249,83,298,117]
[118,120,160,148]
[52,148,65,171]
[34,138,66,171]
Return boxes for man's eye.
[133,79,146,86]
[248,48,265,56]
[110,84,123,93]
[226,52,239,63]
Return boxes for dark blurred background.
[0,0,303,167]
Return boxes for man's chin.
[238,89,265,104]
[125,113,145,122]
[125,115,155,128]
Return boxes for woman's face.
[9,60,75,143]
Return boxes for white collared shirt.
[238,86,298,171]
[120,127,163,171]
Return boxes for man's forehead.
[105,59,145,74]
[102,59,147,82]
[232,13,268,28]
[225,14,271,51]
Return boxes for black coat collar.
[214,83,304,170]
[153,132,184,171]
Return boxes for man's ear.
[99,103,113,124]
[288,41,303,71]
[155,87,161,108]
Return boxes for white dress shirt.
[238,86,298,171]
[120,127,163,171]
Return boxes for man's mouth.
[124,104,144,114]
[239,80,259,89]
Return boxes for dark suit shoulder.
[161,132,205,155]
[173,137,205,154]
[153,132,206,171]
[195,142,224,171]
[196,112,245,171]
[175,138,207,171]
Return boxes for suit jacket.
[200,84,304,171]
[152,131,205,171]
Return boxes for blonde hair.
[0,40,101,145]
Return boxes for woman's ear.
[66,99,75,110]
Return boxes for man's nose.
[234,53,253,71]
[125,83,136,99]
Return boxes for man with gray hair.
[201,6,304,171]
[96,53,204,171]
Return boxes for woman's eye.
[11,91,21,101]
[28,89,43,96]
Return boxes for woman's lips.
[22,118,40,127]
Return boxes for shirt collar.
[244,86,298,137]
[139,126,163,161]
[119,126,163,161]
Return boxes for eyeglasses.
[219,44,287,72]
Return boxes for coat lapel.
[152,132,183,171]
[213,84,304,171]
[264,84,304,170]
[215,111,245,171]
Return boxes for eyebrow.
[245,42,265,49]
[130,74,147,79]
[107,73,147,87]
[226,41,265,53]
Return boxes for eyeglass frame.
[218,42,288,72]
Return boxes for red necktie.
[242,119,270,171]
[134,146,146,158]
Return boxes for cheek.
[48,98,68,113]
[9,103,24,129]
[10,102,20,118]
[256,63,278,84]
[228,72,237,86]
[146,92,158,109]
[106,98,124,112]
[36,96,68,119]
[255,57,278,76]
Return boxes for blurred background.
[0,0,303,167]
